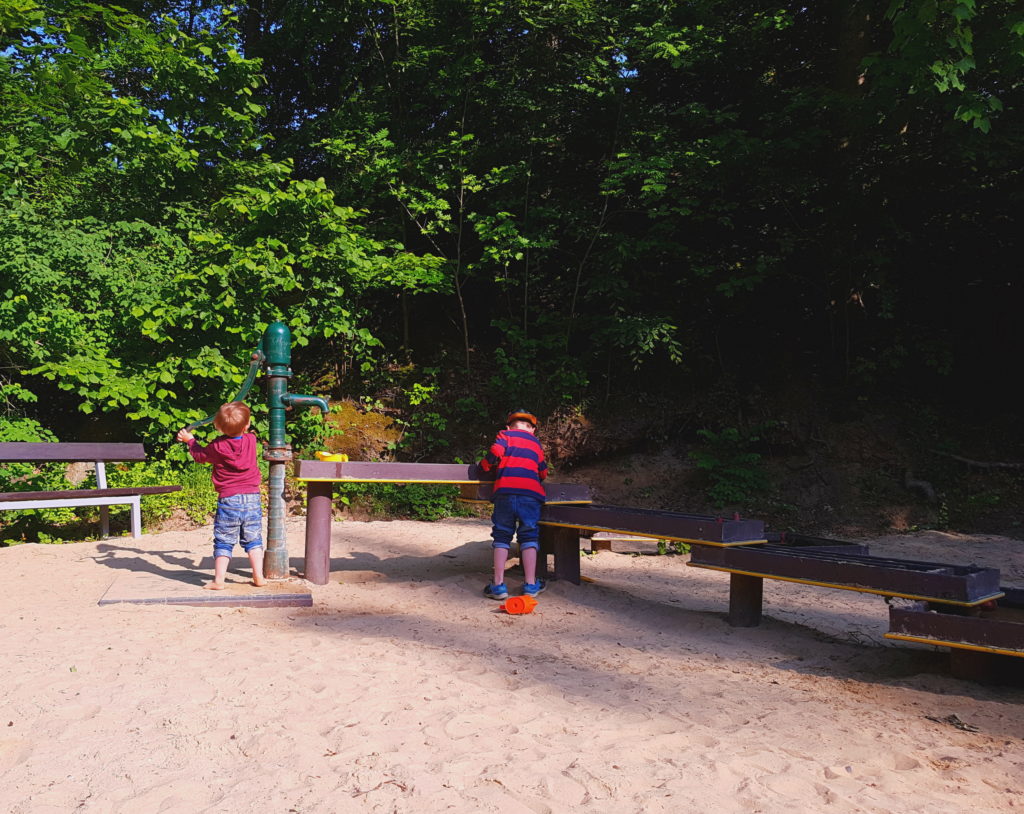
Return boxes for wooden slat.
[294,459,484,482]
[0,486,181,503]
[0,442,147,463]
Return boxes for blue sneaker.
[484,582,509,600]
[522,580,546,597]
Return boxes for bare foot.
[204,581,227,591]
[251,575,266,587]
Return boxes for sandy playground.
[1,517,1022,813]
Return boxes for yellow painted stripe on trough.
[297,478,479,484]
[537,520,765,548]
[884,633,1024,659]
[686,563,1005,607]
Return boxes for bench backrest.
[0,442,148,463]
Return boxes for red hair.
[214,402,251,436]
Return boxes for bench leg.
[129,497,142,538]
[100,506,110,539]
[728,573,763,627]
[304,482,333,586]
[540,525,581,585]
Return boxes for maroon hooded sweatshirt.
[187,433,261,498]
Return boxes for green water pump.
[187,321,328,579]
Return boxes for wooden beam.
[0,442,148,463]
[727,573,763,627]
[295,460,482,483]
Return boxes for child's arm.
[477,432,508,474]
[177,428,213,463]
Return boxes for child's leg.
[246,546,266,586]
[206,554,230,590]
[490,495,515,586]
[515,496,544,585]
[493,546,510,585]
[520,545,538,584]
[237,494,265,586]
[209,494,245,589]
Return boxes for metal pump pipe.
[261,322,329,579]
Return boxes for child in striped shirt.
[477,409,548,600]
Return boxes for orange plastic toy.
[499,596,538,615]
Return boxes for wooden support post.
[304,482,334,586]
[96,461,110,538]
[128,496,142,539]
[949,648,996,683]
[539,524,581,584]
[728,572,763,627]
[538,527,552,580]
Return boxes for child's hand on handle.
[176,428,195,444]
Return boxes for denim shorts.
[490,493,543,551]
[213,493,263,558]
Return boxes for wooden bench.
[0,442,181,539]
[293,459,591,585]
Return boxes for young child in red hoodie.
[176,401,265,590]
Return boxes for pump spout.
[280,393,330,415]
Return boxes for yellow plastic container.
[315,452,349,462]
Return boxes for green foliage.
[2,0,1023,529]
[489,319,590,407]
[336,483,473,522]
[0,416,77,530]
[107,457,218,525]
[656,539,690,555]
[689,427,769,508]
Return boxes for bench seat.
[0,486,181,502]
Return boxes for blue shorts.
[213,493,263,558]
[490,494,543,551]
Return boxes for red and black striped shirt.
[478,429,548,501]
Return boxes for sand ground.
[1,519,1022,813]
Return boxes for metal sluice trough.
[887,587,1024,658]
[539,504,766,546]
[688,543,1004,605]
